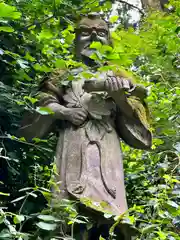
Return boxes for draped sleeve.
[115,95,152,150]
[18,91,60,141]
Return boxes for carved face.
[75,17,110,64]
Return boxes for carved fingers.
[64,108,88,126]
[105,73,135,93]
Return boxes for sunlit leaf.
[55,59,66,68]
[24,96,38,104]
[0,192,10,196]
[36,222,57,231]
[37,215,60,222]
[109,15,119,24]
[90,42,102,50]
[0,2,21,19]
[167,200,179,209]
[11,196,26,203]
[0,26,14,32]
[36,107,55,115]
[142,224,158,234]
[13,215,25,224]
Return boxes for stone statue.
[19,13,152,239]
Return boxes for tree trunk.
[141,0,169,10]
[141,0,161,9]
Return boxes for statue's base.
[73,223,137,240]
[72,202,139,240]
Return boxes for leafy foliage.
[0,0,179,239]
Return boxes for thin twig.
[117,0,145,15]
[0,135,52,152]
[19,15,54,31]
[19,0,57,31]
[77,0,97,11]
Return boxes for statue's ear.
[108,36,113,47]
[73,29,81,59]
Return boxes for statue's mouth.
[81,48,96,59]
[80,43,101,67]
[80,41,99,58]
[80,48,99,67]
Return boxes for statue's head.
[75,13,111,66]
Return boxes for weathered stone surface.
[19,13,152,239]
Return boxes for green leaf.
[104,213,113,219]
[16,101,25,106]
[24,96,38,104]
[175,26,180,33]
[28,192,37,198]
[111,32,121,41]
[142,224,158,234]
[36,107,55,115]
[0,216,4,224]
[33,63,51,72]
[101,45,113,53]
[55,59,66,68]
[13,215,25,224]
[39,187,51,192]
[11,195,26,203]
[37,215,60,222]
[24,52,36,62]
[153,138,164,146]
[19,137,26,142]
[109,15,119,24]
[0,2,21,19]
[68,218,87,225]
[81,72,95,79]
[38,29,53,41]
[19,187,33,192]
[99,236,106,240]
[106,53,120,60]
[167,200,179,209]
[90,42,102,50]
[17,59,29,69]
[0,229,11,238]
[0,49,4,55]
[156,231,167,240]
[114,45,124,53]
[36,222,57,231]
[0,26,14,32]
[0,192,10,196]
[32,138,48,143]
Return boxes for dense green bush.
[0,0,179,239]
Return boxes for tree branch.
[19,0,57,31]
[117,0,145,15]
[20,15,54,31]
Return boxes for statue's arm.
[83,77,152,149]
[114,94,152,150]
[98,74,152,150]
[19,90,88,141]
[18,93,68,141]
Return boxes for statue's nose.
[90,31,98,41]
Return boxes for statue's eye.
[81,30,90,36]
[98,30,107,37]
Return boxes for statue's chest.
[63,81,116,140]
[63,81,115,121]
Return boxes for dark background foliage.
[0,0,179,239]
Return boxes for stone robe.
[19,70,152,216]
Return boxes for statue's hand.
[105,73,135,93]
[64,107,88,126]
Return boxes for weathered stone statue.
[19,13,152,239]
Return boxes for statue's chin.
[81,48,96,58]
[81,48,99,67]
